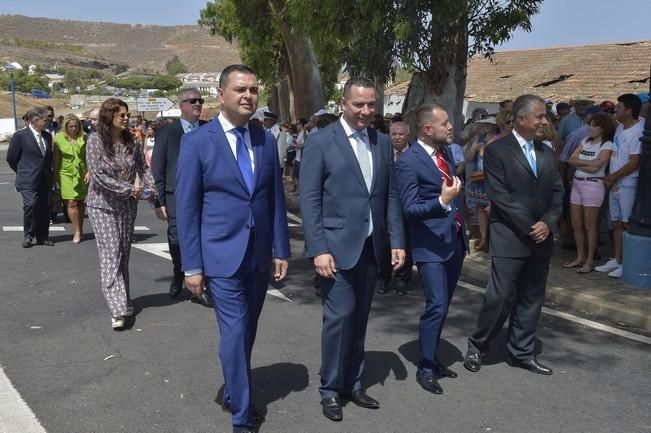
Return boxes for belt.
[574,176,603,182]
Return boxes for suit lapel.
[412,141,439,179]
[533,140,545,177]
[369,128,382,193]
[28,131,43,158]
[333,123,368,192]
[208,118,249,194]
[507,135,536,178]
[250,124,265,192]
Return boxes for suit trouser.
[20,184,50,242]
[320,237,377,398]
[88,202,137,318]
[417,236,464,376]
[207,233,269,428]
[468,255,549,360]
[378,228,412,284]
[164,193,183,283]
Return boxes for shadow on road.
[397,338,463,370]
[363,350,408,389]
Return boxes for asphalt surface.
[0,156,649,433]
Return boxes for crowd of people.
[5,62,648,433]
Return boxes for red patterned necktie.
[433,148,462,232]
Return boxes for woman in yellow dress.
[53,114,88,243]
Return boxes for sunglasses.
[181,98,205,105]
[115,112,131,119]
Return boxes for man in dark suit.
[151,87,212,306]
[300,77,405,422]
[395,103,466,394]
[7,107,54,248]
[175,64,290,433]
[463,94,563,376]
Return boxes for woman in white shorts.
[564,113,615,273]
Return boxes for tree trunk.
[277,78,292,122]
[269,0,325,120]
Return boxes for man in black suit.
[463,94,563,376]
[151,87,212,306]
[7,107,55,248]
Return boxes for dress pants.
[207,233,269,428]
[417,236,464,376]
[20,184,50,242]
[468,255,549,360]
[164,193,183,283]
[378,227,412,284]
[319,237,377,398]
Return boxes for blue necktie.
[234,127,254,193]
[524,141,537,177]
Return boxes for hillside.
[0,14,241,74]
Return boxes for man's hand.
[155,206,168,221]
[314,253,337,279]
[185,274,205,298]
[273,258,288,281]
[391,249,406,270]
[441,176,463,206]
[529,221,550,244]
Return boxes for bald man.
[376,121,414,296]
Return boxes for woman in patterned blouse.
[86,98,157,330]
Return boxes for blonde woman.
[53,114,88,243]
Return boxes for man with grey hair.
[151,87,212,306]
[7,107,55,248]
[463,94,563,376]
[85,107,100,134]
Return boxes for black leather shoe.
[168,278,183,298]
[321,397,343,421]
[416,372,443,394]
[434,365,458,378]
[507,356,553,375]
[199,291,213,307]
[22,238,33,248]
[36,240,54,246]
[349,389,380,409]
[396,281,408,296]
[219,400,265,424]
[376,281,388,295]
[463,351,483,373]
[233,427,255,433]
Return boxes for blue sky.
[1,0,649,50]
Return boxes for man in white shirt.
[596,94,643,278]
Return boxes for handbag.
[469,170,484,183]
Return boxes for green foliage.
[116,75,182,91]
[14,38,93,56]
[165,55,188,75]
[0,69,49,93]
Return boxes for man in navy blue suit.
[395,103,466,395]
[175,64,290,433]
[300,77,405,422]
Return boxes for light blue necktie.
[524,141,537,177]
[352,131,373,236]
[234,127,254,193]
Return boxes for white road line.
[134,226,150,231]
[0,182,9,185]
[287,211,302,224]
[0,365,47,433]
[132,243,292,302]
[457,280,651,345]
[3,226,65,232]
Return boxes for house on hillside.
[176,72,221,98]
[384,40,651,119]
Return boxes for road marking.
[134,226,150,231]
[132,243,292,302]
[287,211,302,224]
[3,226,65,232]
[457,280,651,345]
[0,182,9,185]
[0,365,47,433]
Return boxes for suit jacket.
[175,117,290,278]
[484,132,564,258]
[6,127,53,191]
[299,121,405,270]
[395,142,467,263]
[151,120,205,207]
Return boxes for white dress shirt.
[339,118,373,180]
[417,138,452,211]
[218,114,255,173]
[512,129,537,162]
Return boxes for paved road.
[0,158,649,433]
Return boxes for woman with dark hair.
[53,113,88,243]
[86,98,157,330]
[564,112,615,273]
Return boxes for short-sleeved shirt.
[574,138,613,178]
[610,121,643,187]
[558,112,585,142]
[559,125,589,162]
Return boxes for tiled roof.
[385,40,651,103]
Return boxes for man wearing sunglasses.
[151,88,212,306]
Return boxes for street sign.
[136,97,175,112]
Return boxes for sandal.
[562,260,583,269]
[577,264,594,274]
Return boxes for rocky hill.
[0,14,241,74]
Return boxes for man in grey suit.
[7,107,54,248]
[300,77,405,422]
